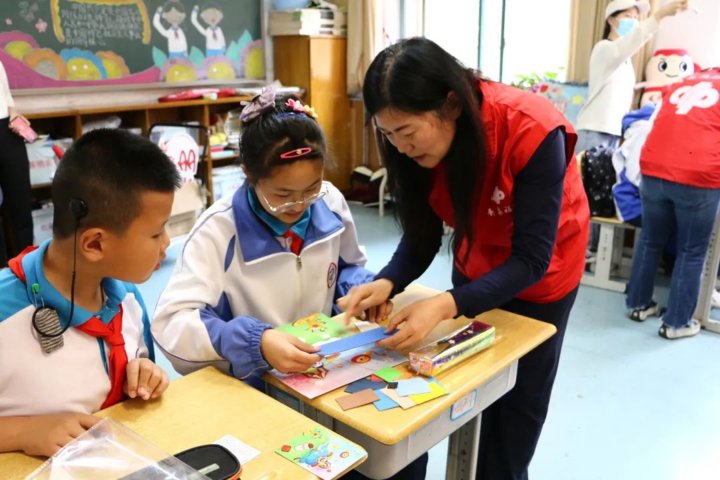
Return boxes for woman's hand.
[377,292,458,351]
[260,329,321,373]
[654,0,688,22]
[337,279,394,323]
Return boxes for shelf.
[210,151,240,161]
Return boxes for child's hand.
[124,358,169,401]
[261,329,321,373]
[20,413,101,457]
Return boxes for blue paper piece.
[373,389,400,411]
[396,378,432,397]
[344,378,386,394]
[317,328,395,357]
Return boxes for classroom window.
[400,0,571,83]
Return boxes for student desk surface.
[0,367,367,480]
[264,285,556,479]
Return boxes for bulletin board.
[0,0,264,90]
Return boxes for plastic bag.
[27,418,210,480]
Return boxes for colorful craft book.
[276,313,347,345]
[275,427,365,480]
[409,321,495,377]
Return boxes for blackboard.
[0,0,263,90]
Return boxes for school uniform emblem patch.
[327,262,337,288]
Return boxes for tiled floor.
[139,204,720,480]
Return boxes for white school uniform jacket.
[152,182,374,382]
[0,241,153,416]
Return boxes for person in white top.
[575,0,689,154]
[192,3,226,57]
[153,0,188,59]
[0,60,33,265]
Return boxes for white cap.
[605,0,650,20]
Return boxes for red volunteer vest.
[430,81,590,303]
[641,69,720,188]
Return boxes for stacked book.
[269,8,347,36]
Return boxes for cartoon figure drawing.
[292,314,327,333]
[192,3,226,56]
[641,49,696,106]
[153,0,188,59]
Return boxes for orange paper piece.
[336,389,379,410]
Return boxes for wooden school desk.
[0,367,367,480]
[265,285,556,480]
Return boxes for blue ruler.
[317,328,396,356]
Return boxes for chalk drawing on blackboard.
[23,48,67,80]
[60,48,106,80]
[191,3,226,57]
[0,0,264,89]
[153,1,188,59]
[51,0,151,46]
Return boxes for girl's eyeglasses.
[258,187,327,213]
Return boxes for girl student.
[152,88,377,383]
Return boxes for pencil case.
[409,321,496,377]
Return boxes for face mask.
[616,18,638,37]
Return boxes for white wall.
[653,0,720,69]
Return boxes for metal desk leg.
[445,414,481,480]
[693,213,720,333]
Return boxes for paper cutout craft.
[387,382,398,389]
[336,389,379,410]
[317,328,395,357]
[368,374,385,382]
[276,428,365,480]
[277,313,348,345]
[373,389,400,411]
[396,378,432,397]
[270,344,405,399]
[344,378,386,394]
[409,380,448,405]
[381,387,416,409]
[374,366,403,383]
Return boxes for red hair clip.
[280,147,314,159]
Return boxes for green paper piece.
[374,366,403,383]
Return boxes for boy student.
[0,129,179,457]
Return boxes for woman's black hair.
[239,95,326,183]
[362,37,486,261]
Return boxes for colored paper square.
[373,389,399,411]
[382,387,416,409]
[336,389,379,410]
[396,378,432,397]
[374,366,403,383]
[344,378,386,394]
[409,380,448,404]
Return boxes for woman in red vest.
[626,68,720,338]
[339,38,590,479]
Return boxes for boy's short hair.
[52,129,181,239]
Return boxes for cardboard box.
[32,205,54,245]
[26,140,58,186]
[167,181,205,238]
